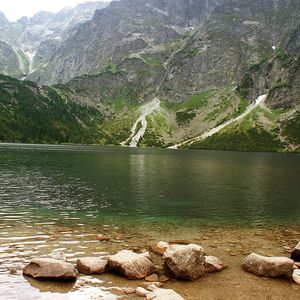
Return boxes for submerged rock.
[162,244,205,280]
[108,250,156,279]
[151,241,169,255]
[204,255,227,273]
[76,257,108,275]
[123,287,136,294]
[145,273,159,282]
[291,242,300,262]
[146,288,185,300]
[48,251,67,261]
[292,269,300,285]
[23,258,77,280]
[242,253,294,278]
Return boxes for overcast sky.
[0,0,111,21]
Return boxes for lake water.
[0,144,300,299]
[1,143,300,227]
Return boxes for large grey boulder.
[291,242,300,262]
[162,244,205,280]
[108,250,156,279]
[76,257,108,275]
[242,253,294,278]
[23,258,77,280]
[146,288,185,300]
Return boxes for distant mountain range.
[0,0,299,153]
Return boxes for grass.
[162,90,216,111]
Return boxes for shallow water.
[0,144,300,299]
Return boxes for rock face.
[204,256,227,273]
[162,244,205,280]
[241,253,294,278]
[76,257,108,275]
[146,288,185,300]
[23,258,77,280]
[292,269,300,285]
[291,242,300,262]
[108,250,156,279]
[151,241,169,255]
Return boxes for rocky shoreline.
[20,239,300,299]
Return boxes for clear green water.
[1,143,300,228]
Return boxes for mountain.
[0,1,109,79]
[0,0,299,152]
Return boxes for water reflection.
[0,144,300,228]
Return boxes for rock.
[151,241,169,255]
[169,240,190,245]
[9,268,17,275]
[145,282,163,290]
[109,250,156,279]
[23,258,77,280]
[136,287,150,297]
[291,242,300,262]
[204,256,227,273]
[145,273,159,282]
[123,287,136,294]
[292,269,300,285]
[146,288,185,300]
[162,244,205,280]
[294,262,300,268]
[97,234,110,241]
[48,251,67,261]
[76,257,108,275]
[158,274,170,282]
[241,253,294,278]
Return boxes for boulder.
[162,244,205,280]
[151,241,169,255]
[291,242,300,262]
[293,269,300,285]
[204,256,227,273]
[48,251,67,261]
[242,253,294,278]
[108,250,156,279]
[146,288,185,300]
[76,257,108,275]
[23,258,77,280]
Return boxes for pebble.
[145,274,159,282]
[136,287,150,297]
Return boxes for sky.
[0,0,111,22]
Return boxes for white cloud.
[0,0,111,22]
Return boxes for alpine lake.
[0,143,300,299]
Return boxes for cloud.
[0,0,111,21]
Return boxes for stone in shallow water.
[204,255,227,273]
[291,241,300,262]
[163,244,205,280]
[76,257,108,275]
[48,251,67,261]
[241,253,294,278]
[145,273,159,282]
[151,241,169,255]
[108,250,156,279]
[292,269,300,285]
[146,288,185,300]
[23,258,77,280]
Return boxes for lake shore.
[1,222,300,299]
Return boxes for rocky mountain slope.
[0,1,108,79]
[0,0,299,152]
